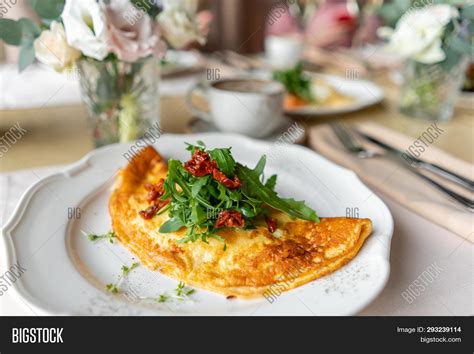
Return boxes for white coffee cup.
[185,78,285,138]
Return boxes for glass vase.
[399,59,468,122]
[77,56,160,147]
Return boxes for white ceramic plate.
[1,134,393,315]
[285,73,384,116]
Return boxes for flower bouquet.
[379,3,473,121]
[0,0,208,146]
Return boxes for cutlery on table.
[330,122,474,212]
[358,132,474,192]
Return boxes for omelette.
[109,146,372,298]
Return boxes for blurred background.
[0,0,472,172]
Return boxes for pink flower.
[265,6,300,36]
[104,0,166,62]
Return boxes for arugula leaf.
[236,162,318,222]
[253,155,267,177]
[167,159,214,209]
[190,200,206,224]
[265,174,278,190]
[279,197,319,222]
[159,217,185,233]
[186,140,206,154]
[208,148,236,176]
[191,175,209,197]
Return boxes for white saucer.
[188,116,307,144]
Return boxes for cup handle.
[185,82,212,121]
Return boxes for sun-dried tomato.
[184,150,216,177]
[144,179,165,202]
[139,205,159,220]
[155,198,169,209]
[265,216,278,233]
[212,169,241,189]
[215,210,245,229]
[184,149,242,189]
[139,199,169,220]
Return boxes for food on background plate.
[273,64,354,109]
[109,143,372,298]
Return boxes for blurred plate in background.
[285,73,384,116]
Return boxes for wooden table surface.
[0,73,472,172]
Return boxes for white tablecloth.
[0,165,472,315]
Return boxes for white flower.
[162,0,199,14]
[157,0,205,49]
[61,0,109,60]
[33,21,81,71]
[378,4,458,64]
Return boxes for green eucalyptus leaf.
[445,34,471,55]
[18,18,41,44]
[439,46,462,72]
[18,41,35,72]
[0,18,22,45]
[31,0,65,20]
[462,4,474,20]
[468,21,474,35]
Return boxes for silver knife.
[358,132,474,191]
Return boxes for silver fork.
[330,122,474,212]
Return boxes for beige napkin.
[308,122,473,242]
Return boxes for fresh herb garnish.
[156,282,195,303]
[236,156,319,221]
[175,281,195,299]
[84,230,116,244]
[121,262,139,276]
[156,142,318,244]
[106,283,119,294]
[157,294,169,303]
[106,262,140,294]
[272,64,314,102]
